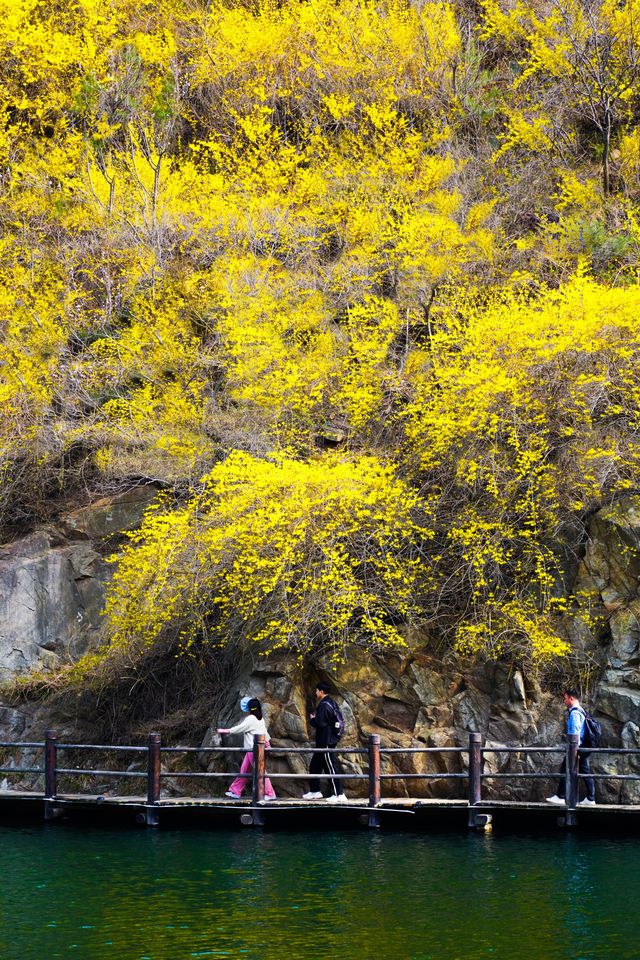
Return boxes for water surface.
[1,825,637,960]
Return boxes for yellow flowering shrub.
[1,0,640,672]
[102,452,429,662]
[404,273,640,660]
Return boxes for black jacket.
[310,697,339,748]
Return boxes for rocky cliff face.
[0,487,155,681]
[1,493,639,802]
[200,496,640,803]
[571,498,640,801]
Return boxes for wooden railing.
[0,731,638,827]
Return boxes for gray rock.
[279,702,307,741]
[0,706,27,737]
[597,685,640,725]
[452,688,491,732]
[512,670,526,706]
[581,497,640,608]
[608,606,640,668]
[0,534,109,680]
[407,661,446,706]
[59,488,157,539]
[609,722,640,804]
[621,721,640,750]
[0,490,159,683]
[601,667,640,688]
[265,676,292,701]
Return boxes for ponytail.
[247,698,263,720]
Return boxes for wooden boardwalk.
[0,731,638,832]
[1,791,638,833]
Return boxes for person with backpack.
[217,697,277,801]
[546,687,598,806]
[302,681,347,803]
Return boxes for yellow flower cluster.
[2,0,640,671]
[103,453,428,661]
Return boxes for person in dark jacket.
[302,681,347,803]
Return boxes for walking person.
[217,697,276,800]
[302,681,347,803]
[546,687,596,807]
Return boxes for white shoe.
[302,791,323,800]
[258,796,276,804]
[326,794,347,804]
[545,795,565,805]
[225,791,242,799]
[578,798,596,806]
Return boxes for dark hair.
[564,687,579,700]
[316,681,332,694]
[247,698,263,720]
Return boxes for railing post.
[565,733,579,826]
[368,734,381,828]
[44,730,58,820]
[252,734,266,826]
[146,733,161,826]
[468,732,483,828]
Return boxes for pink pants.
[228,751,276,798]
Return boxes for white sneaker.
[258,796,276,804]
[302,791,323,800]
[545,795,565,805]
[225,791,242,799]
[578,798,596,806]
[326,794,348,804]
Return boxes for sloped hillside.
[2,0,640,679]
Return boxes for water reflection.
[0,827,637,960]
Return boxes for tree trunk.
[602,108,612,196]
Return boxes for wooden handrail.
[368,734,381,828]
[2,734,640,829]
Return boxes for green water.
[1,825,638,960]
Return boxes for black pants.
[309,748,344,796]
[557,752,595,801]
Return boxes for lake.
[2,824,638,959]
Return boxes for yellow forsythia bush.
[1,0,640,668]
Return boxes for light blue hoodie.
[567,705,586,744]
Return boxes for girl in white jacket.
[217,698,276,799]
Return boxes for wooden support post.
[468,732,482,828]
[565,733,579,827]
[368,734,381,828]
[146,733,161,826]
[252,734,266,826]
[44,730,58,821]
